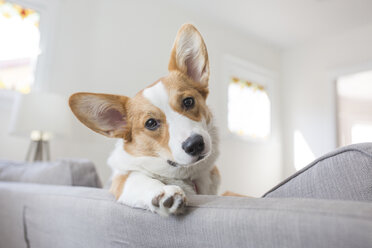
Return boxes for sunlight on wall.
[294,130,315,170]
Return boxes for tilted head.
[69,24,218,178]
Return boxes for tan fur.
[168,24,210,87]
[124,93,171,157]
[222,191,247,197]
[210,165,220,178]
[109,173,131,200]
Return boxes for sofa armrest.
[1,182,372,248]
[263,143,372,201]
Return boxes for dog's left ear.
[168,24,209,87]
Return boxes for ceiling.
[169,0,372,48]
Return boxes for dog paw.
[150,185,186,216]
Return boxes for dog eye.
[183,97,195,109]
[145,118,159,130]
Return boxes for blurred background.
[1,0,372,196]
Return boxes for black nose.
[182,134,205,156]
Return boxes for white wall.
[281,23,372,177]
[0,0,282,196]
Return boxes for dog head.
[69,24,217,176]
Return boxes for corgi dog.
[69,24,220,216]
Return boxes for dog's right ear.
[69,93,130,139]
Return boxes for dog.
[69,24,220,216]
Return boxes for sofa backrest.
[264,143,372,202]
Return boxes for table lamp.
[9,92,71,161]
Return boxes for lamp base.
[25,139,50,162]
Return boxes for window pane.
[228,77,270,139]
[0,1,40,93]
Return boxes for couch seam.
[23,206,30,248]
[262,148,372,197]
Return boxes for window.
[336,70,372,146]
[228,77,271,140]
[0,1,40,94]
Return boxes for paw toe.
[163,196,174,208]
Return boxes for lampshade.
[9,92,71,139]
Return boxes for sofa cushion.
[0,159,102,188]
[1,182,372,248]
[263,143,372,201]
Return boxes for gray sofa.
[1,143,372,248]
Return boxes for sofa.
[1,143,372,248]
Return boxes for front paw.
[150,185,186,216]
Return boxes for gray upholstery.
[1,182,372,248]
[263,143,372,201]
[2,143,372,247]
[0,159,102,188]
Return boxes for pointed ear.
[69,93,130,138]
[168,24,210,87]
